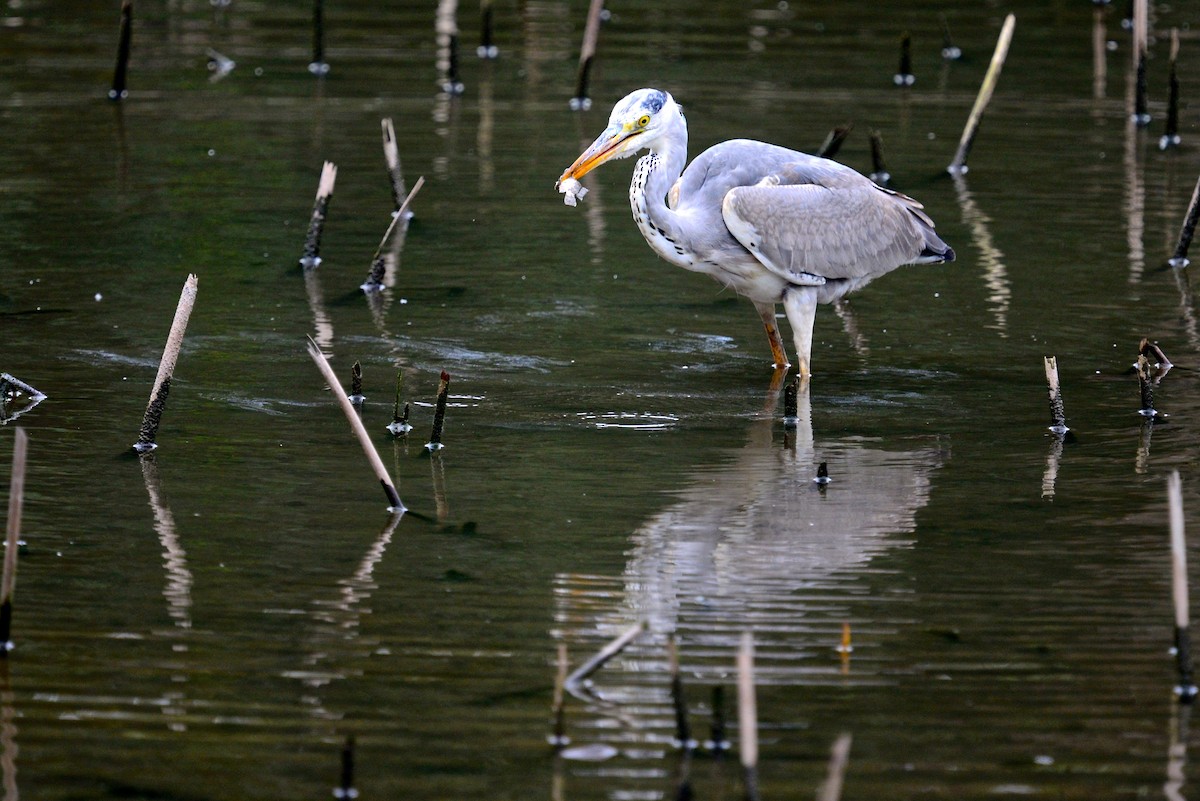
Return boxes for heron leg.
[754,301,790,369]
[782,287,819,378]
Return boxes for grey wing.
[720,162,944,283]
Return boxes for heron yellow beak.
[557,125,644,186]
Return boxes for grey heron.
[557,88,955,378]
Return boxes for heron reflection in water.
[558,88,955,378]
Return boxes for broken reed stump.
[948,13,1016,175]
[1137,354,1161,418]
[668,635,696,750]
[300,161,338,268]
[836,621,853,656]
[550,642,569,747]
[362,176,425,293]
[1168,471,1197,700]
[333,735,355,800]
[1131,0,1150,125]
[893,31,915,86]
[425,370,451,452]
[436,0,465,95]
[564,621,646,696]
[477,0,498,58]
[309,0,330,75]
[816,733,853,801]
[381,119,414,220]
[815,123,853,159]
[737,631,760,801]
[869,130,890,185]
[109,0,133,101]
[387,370,413,435]
[1043,356,1069,434]
[135,274,198,453]
[1161,29,1182,150]
[305,337,405,512]
[814,462,831,486]
[570,0,605,110]
[0,429,28,654]
[1170,173,1200,267]
[349,361,364,407]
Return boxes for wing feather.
[721,165,937,283]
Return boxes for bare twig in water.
[363,176,426,292]
[381,119,414,218]
[0,429,28,653]
[334,735,355,799]
[816,733,853,801]
[109,0,133,100]
[948,14,1016,175]
[300,161,338,268]
[1131,0,1150,125]
[477,0,498,58]
[893,31,914,86]
[564,621,646,698]
[388,370,413,436]
[869,129,890,186]
[1161,29,1182,149]
[1168,471,1197,700]
[309,0,330,75]
[815,123,853,159]
[135,274,198,452]
[668,635,695,750]
[425,370,451,452]
[570,0,605,110]
[0,374,47,425]
[1169,174,1200,268]
[305,336,405,511]
[1043,356,1069,433]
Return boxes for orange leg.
[755,301,790,369]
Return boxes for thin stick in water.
[381,119,413,220]
[333,735,355,799]
[477,0,498,58]
[1161,29,1181,149]
[869,129,890,186]
[436,0,464,94]
[309,0,330,75]
[893,31,914,86]
[948,13,1016,175]
[564,621,646,694]
[1044,356,1069,434]
[815,123,853,159]
[388,370,412,435]
[0,429,28,653]
[109,0,133,101]
[570,0,605,110]
[1169,174,1200,268]
[349,361,364,406]
[816,733,853,801]
[425,370,451,452]
[782,372,799,429]
[1169,471,1197,699]
[668,634,695,750]
[135,274,198,453]
[737,631,759,801]
[363,176,425,292]
[300,161,338,268]
[306,336,405,511]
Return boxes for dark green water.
[4,1,1200,798]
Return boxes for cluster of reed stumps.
[0,0,1197,797]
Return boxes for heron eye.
[637,114,651,128]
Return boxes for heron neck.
[629,133,692,269]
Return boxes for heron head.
[557,88,684,186]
